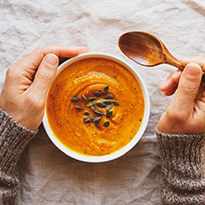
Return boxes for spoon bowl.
[118,31,184,70]
[118,31,205,83]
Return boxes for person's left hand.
[0,45,89,130]
[158,57,205,134]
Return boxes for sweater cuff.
[0,107,38,174]
[156,129,205,183]
[156,129,205,204]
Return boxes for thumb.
[30,53,59,98]
[173,62,202,114]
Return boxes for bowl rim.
[43,52,150,163]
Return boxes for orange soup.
[46,57,145,156]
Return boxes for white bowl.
[43,52,150,163]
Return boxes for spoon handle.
[167,58,205,83]
[167,59,184,70]
[163,46,184,70]
[164,48,205,83]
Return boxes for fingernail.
[160,77,172,87]
[172,70,182,80]
[160,80,167,88]
[160,78,171,90]
[78,46,89,54]
[185,66,200,77]
[45,54,58,66]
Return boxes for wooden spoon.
[118,31,205,82]
[118,31,184,69]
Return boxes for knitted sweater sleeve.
[156,129,205,205]
[0,107,37,204]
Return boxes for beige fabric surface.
[1,0,205,204]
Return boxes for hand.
[0,45,89,130]
[158,56,205,134]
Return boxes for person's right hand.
[0,45,89,130]
[158,57,205,134]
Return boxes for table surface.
[1,0,205,204]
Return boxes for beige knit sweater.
[0,106,205,204]
[0,107,37,204]
[156,129,205,204]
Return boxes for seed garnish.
[91,105,96,110]
[89,97,97,101]
[96,102,106,108]
[75,105,83,109]
[112,100,119,106]
[94,91,102,97]
[94,110,105,115]
[82,94,88,101]
[106,110,113,118]
[103,121,110,128]
[105,94,114,99]
[93,116,102,121]
[87,101,95,107]
[103,99,112,105]
[106,104,113,111]
[71,97,80,102]
[71,85,119,127]
[84,111,89,116]
[83,117,94,123]
[102,85,109,93]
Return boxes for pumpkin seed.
[84,111,89,116]
[94,91,102,97]
[102,85,109,93]
[73,85,119,128]
[95,122,100,127]
[106,104,113,111]
[93,116,102,121]
[82,94,88,101]
[94,110,105,115]
[83,118,89,122]
[71,97,80,102]
[87,101,95,107]
[105,94,114,99]
[89,97,97,101]
[106,110,113,118]
[75,105,83,110]
[103,121,110,128]
[96,102,106,107]
[103,99,112,105]
[83,117,94,123]
[112,100,119,106]
[91,105,96,110]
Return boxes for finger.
[28,53,59,99]
[163,84,178,96]
[180,56,205,71]
[171,69,182,82]
[172,63,202,115]
[19,45,89,72]
[160,70,181,92]
[160,78,177,92]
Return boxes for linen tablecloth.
[1,0,205,204]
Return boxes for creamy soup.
[46,57,145,156]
